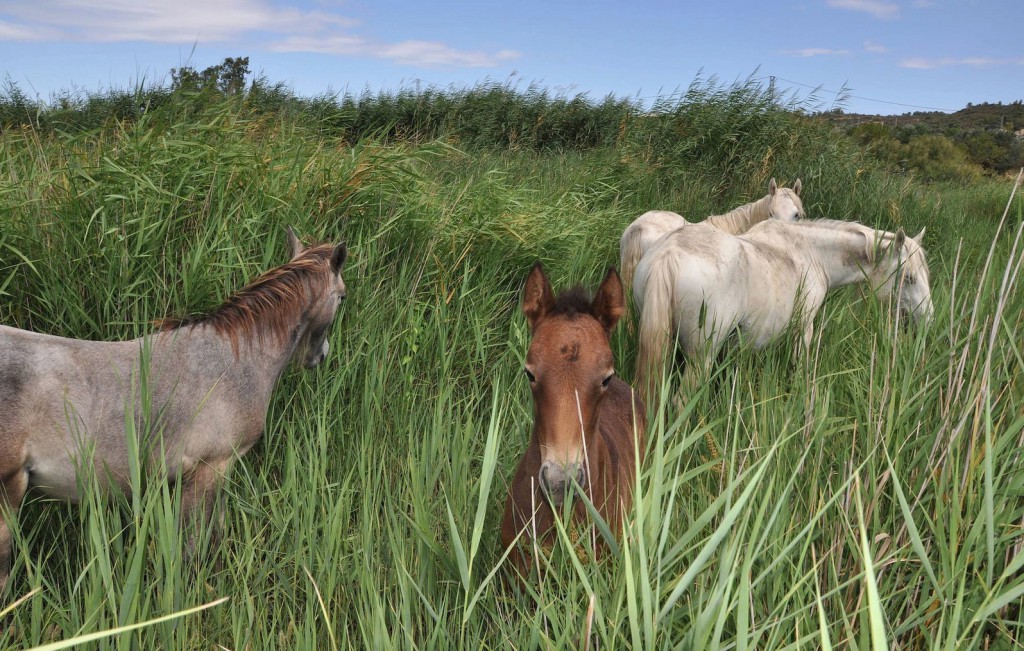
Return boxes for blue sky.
[1,0,1021,115]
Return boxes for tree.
[960,131,999,168]
[217,57,250,95]
[171,57,250,95]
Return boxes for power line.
[764,75,958,112]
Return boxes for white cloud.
[826,0,900,20]
[785,48,851,57]
[375,42,519,68]
[864,40,888,53]
[2,0,320,42]
[0,0,519,68]
[900,56,1024,69]
[0,18,62,40]
[271,36,520,67]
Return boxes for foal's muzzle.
[539,461,586,506]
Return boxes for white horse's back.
[620,178,804,297]
[633,224,753,400]
[633,219,932,407]
[619,210,689,291]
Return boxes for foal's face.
[521,264,625,506]
[767,177,804,222]
[526,316,614,503]
[288,228,348,368]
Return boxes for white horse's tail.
[636,254,677,408]
[619,226,644,295]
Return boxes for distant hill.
[815,101,1024,181]
[822,100,1024,134]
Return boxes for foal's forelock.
[157,245,339,355]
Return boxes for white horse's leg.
[673,348,718,412]
[802,320,814,352]
[674,313,727,408]
[798,301,824,355]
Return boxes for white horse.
[619,178,804,291]
[633,219,932,404]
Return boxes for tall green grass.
[1,83,1022,648]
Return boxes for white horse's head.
[870,228,933,324]
[767,178,804,222]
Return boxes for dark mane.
[157,243,336,352]
[550,286,593,318]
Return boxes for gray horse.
[0,228,347,591]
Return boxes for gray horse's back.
[0,325,146,499]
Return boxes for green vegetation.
[836,101,1024,181]
[1,68,1022,648]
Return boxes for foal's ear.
[912,227,925,245]
[793,178,802,196]
[330,242,348,274]
[591,267,626,332]
[769,178,778,196]
[286,226,303,260]
[522,262,554,330]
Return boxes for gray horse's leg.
[178,457,231,567]
[0,466,28,593]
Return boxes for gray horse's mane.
[157,244,337,352]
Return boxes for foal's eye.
[602,372,614,389]
[905,275,916,285]
[524,367,536,383]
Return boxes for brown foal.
[501,263,645,578]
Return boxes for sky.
[0,0,1021,116]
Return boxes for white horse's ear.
[893,228,906,251]
[793,178,802,196]
[286,226,303,260]
[863,233,876,263]
[522,262,555,330]
[913,227,925,244]
[592,267,626,332]
[769,178,778,195]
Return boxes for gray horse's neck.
[150,319,304,403]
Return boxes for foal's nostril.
[539,463,568,502]
[574,466,586,488]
